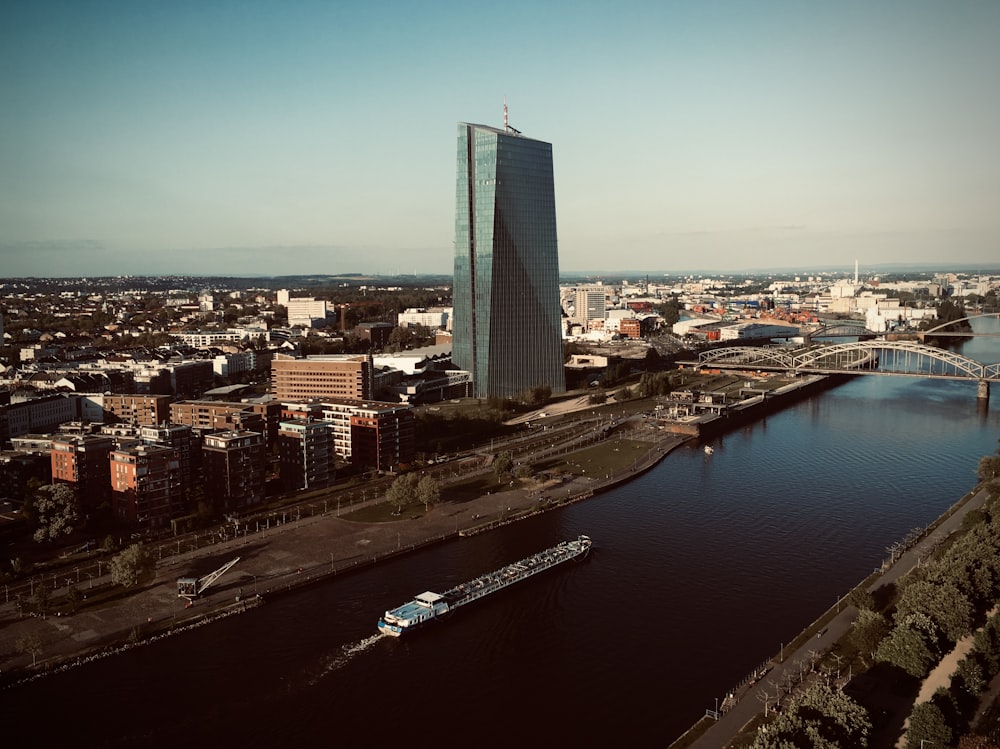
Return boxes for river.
[5,317,1000,748]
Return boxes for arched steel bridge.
[920,312,1000,338]
[809,321,879,339]
[697,340,1000,383]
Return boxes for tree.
[656,295,681,327]
[978,440,1000,486]
[16,632,43,668]
[34,581,50,617]
[876,620,937,678]
[954,654,987,696]
[416,475,440,511]
[750,683,871,748]
[849,587,875,612]
[638,371,674,398]
[386,473,420,513]
[852,609,890,664]
[896,577,974,644]
[30,483,81,543]
[64,584,83,614]
[520,385,551,408]
[110,543,155,588]
[493,451,513,485]
[906,701,953,749]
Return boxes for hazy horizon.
[3,1,998,278]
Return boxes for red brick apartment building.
[349,403,415,472]
[50,434,114,512]
[110,444,182,528]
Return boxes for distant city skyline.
[3,1,999,278]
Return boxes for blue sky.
[2,0,998,277]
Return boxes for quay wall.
[0,372,844,684]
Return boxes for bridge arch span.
[922,311,1000,337]
[698,340,998,382]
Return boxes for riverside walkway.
[0,430,689,682]
[680,482,992,749]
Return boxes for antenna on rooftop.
[503,95,521,135]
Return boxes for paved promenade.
[681,482,991,749]
[0,433,689,682]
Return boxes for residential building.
[1,393,76,447]
[99,394,171,426]
[348,402,415,472]
[110,444,182,529]
[452,120,566,398]
[211,350,257,378]
[0,449,51,503]
[397,307,451,330]
[170,360,214,398]
[355,321,394,348]
[271,354,373,402]
[619,317,642,339]
[50,434,114,513]
[278,419,334,491]
[574,285,607,326]
[286,297,327,328]
[202,430,265,511]
[140,423,197,496]
[169,400,265,435]
[280,399,414,470]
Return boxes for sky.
[1,0,999,278]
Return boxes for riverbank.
[671,479,993,749]
[0,371,845,688]
[0,427,690,687]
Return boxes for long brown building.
[169,401,265,436]
[103,394,171,426]
[271,354,373,402]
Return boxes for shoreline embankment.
[0,372,843,687]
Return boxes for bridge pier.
[978,380,990,401]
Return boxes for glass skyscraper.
[452,122,566,399]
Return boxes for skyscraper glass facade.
[453,122,566,399]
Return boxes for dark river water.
[5,318,1000,748]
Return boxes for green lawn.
[533,437,656,478]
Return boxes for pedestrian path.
[682,483,991,749]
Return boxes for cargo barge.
[377,535,592,637]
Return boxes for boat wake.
[306,634,384,685]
